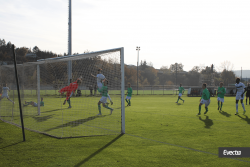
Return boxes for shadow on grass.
[74,134,124,167]
[176,103,182,105]
[219,110,231,117]
[237,115,250,124]
[41,108,61,113]
[44,115,108,132]
[199,116,213,128]
[32,114,55,122]
[0,141,23,149]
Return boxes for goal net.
[0,47,125,138]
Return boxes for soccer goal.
[0,47,125,138]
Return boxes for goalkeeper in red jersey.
[59,76,82,108]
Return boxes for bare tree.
[218,61,234,72]
[170,63,184,72]
[191,66,201,73]
[148,61,153,67]
[160,66,170,73]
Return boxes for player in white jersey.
[0,84,14,104]
[235,78,246,115]
[91,69,113,105]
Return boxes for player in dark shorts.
[246,83,250,105]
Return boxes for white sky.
[1,0,250,71]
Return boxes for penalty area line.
[126,133,250,164]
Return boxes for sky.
[1,0,250,72]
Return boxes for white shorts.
[178,93,182,97]
[200,99,210,107]
[126,96,131,100]
[1,94,9,98]
[236,93,245,100]
[100,96,107,103]
[97,83,103,89]
[217,97,224,103]
[33,102,38,107]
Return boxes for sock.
[128,100,131,105]
[67,99,71,107]
[125,99,128,104]
[221,102,223,109]
[205,107,208,112]
[199,106,201,113]
[242,103,245,111]
[180,98,183,101]
[236,103,238,112]
[108,94,112,101]
[177,98,179,103]
[246,99,248,104]
[104,105,113,110]
[98,105,101,114]
[218,101,220,107]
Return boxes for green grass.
[1,95,250,166]
[7,89,179,96]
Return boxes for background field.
[1,95,250,166]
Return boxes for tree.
[148,62,153,67]
[169,63,184,85]
[0,39,6,46]
[220,69,236,86]
[191,66,201,73]
[165,81,174,85]
[140,67,158,85]
[186,71,200,86]
[169,63,184,72]
[160,66,170,73]
[16,47,28,57]
[140,60,148,71]
[6,42,12,49]
[125,65,140,85]
[84,50,91,53]
[218,61,234,72]
[32,46,40,53]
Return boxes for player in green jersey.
[176,84,185,103]
[197,83,210,115]
[217,82,226,111]
[126,83,133,106]
[97,80,114,115]
[23,97,44,107]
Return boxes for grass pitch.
[1,95,250,166]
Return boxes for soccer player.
[0,83,14,104]
[176,83,185,103]
[235,78,246,115]
[217,82,226,111]
[91,69,113,105]
[97,80,114,115]
[125,83,133,106]
[197,83,210,115]
[23,97,44,107]
[59,77,82,108]
[245,83,250,105]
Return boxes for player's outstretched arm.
[91,74,97,78]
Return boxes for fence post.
[163,85,164,95]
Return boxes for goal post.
[37,64,41,116]
[0,47,125,138]
[121,47,125,134]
